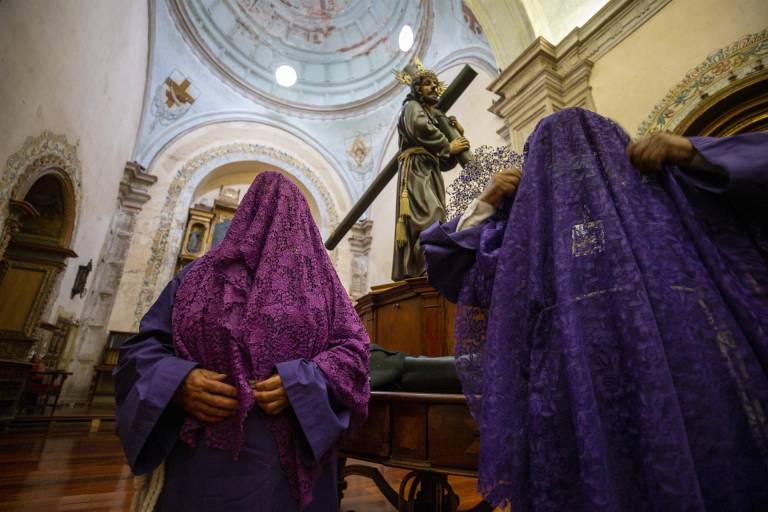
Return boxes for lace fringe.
[130,463,165,512]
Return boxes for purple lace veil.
[455,109,768,509]
[172,172,370,510]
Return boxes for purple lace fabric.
[171,172,370,510]
[446,144,524,219]
[455,109,768,510]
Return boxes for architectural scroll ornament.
[132,143,340,326]
[638,29,768,136]
[0,131,82,257]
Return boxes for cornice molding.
[487,0,671,148]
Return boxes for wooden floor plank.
[0,430,488,511]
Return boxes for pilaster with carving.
[61,162,157,403]
[348,219,373,300]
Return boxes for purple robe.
[114,265,347,511]
[422,110,768,511]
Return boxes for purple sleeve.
[276,359,350,463]
[420,217,491,302]
[682,133,768,196]
[113,268,197,474]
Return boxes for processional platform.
[355,276,457,357]
[339,278,491,512]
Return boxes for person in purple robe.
[421,108,768,510]
[114,172,370,512]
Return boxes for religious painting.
[186,223,206,254]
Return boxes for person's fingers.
[253,374,282,391]
[626,140,637,159]
[200,369,228,381]
[627,141,642,169]
[261,398,289,415]
[192,409,225,424]
[253,388,286,403]
[202,391,240,411]
[635,139,658,173]
[197,402,236,418]
[499,172,521,183]
[496,174,520,189]
[646,143,666,173]
[202,378,238,398]
[628,136,656,170]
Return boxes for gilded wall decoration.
[638,29,768,136]
[132,143,340,326]
[152,70,200,126]
[1,131,83,257]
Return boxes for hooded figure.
[422,109,768,510]
[115,172,370,511]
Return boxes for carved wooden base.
[338,457,492,512]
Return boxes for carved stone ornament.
[347,136,372,168]
[638,29,768,136]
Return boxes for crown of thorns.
[394,57,447,96]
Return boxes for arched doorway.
[0,169,77,360]
[175,160,322,272]
[676,70,768,136]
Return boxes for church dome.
[170,0,431,114]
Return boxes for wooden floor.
[0,425,486,511]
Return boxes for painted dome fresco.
[171,0,430,113]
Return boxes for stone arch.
[1,131,82,256]
[116,121,352,330]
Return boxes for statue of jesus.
[392,60,470,281]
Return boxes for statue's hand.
[478,167,522,208]
[449,116,464,135]
[449,136,470,155]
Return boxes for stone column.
[348,219,373,300]
[60,162,156,404]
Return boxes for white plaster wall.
[590,0,768,134]
[464,0,535,68]
[0,0,148,321]
[366,65,507,288]
[110,121,352,331]
[522,0,611,43]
